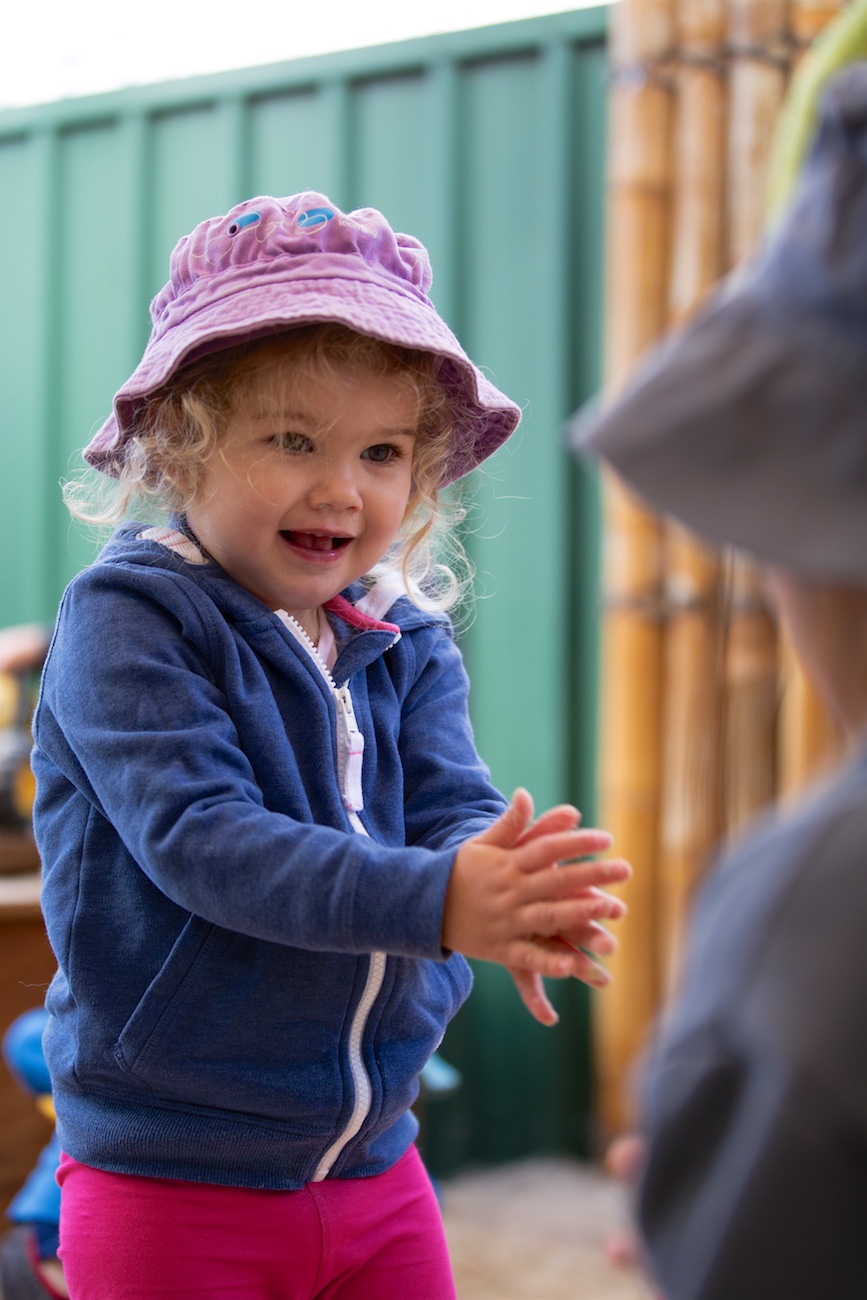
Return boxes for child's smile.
[282,530,353,555]
[186,358,418,630]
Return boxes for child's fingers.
[508,968,559,1026]
[508,936,612,988]
[581,922,619,956]
[443,832,629,965]
[560,920,620,957]
[516,827,617,873]
[472,788,536,849]
[521,858,631,903]
[515,804,582,845]
[515,888,627,946]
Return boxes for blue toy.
[1,1009,63,1299]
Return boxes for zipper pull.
[336,685,365,812]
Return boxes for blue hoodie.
[32,526,506,1190]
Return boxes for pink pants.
[57,1146,456,1300]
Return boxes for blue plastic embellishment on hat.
[297,207,335,229]
[227,212,261,236]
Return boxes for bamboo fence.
[595,0,848,1135]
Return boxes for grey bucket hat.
[572,63,867,583]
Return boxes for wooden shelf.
[0,829,39,877]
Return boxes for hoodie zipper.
[278,611,386,1182]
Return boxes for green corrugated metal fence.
[0,7,608,1173]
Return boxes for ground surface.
[441,1157,657,1300]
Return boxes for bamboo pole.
[594,0,676,1134]
[594,0,850,1135]
[789,0,845,47]
[659,530,725,992]
[656,0,728,996]
[726,0,790,265]
[668,0,728,326]
[717,0,788,836]
[773,0,847,795]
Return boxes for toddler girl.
[32,192,628,1300]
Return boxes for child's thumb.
[476,788,535,847]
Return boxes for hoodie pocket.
[114,918,353,1124]
[114,915,216,1080]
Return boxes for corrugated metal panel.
[0,8,609,1170]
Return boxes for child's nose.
[308,461,362,511]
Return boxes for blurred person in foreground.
[574,61,867,1300]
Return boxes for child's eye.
[363,443,402,464]
[273,432,311,453]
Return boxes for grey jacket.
[638,746,867,1299]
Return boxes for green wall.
[0,7,609,1172]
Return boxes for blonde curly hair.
[65,324,475,611]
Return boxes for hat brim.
[574,61,867,584]
[572,271,867,583]
[85,270,520,487]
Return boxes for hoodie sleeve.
[392,623,508,850]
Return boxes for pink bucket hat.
[85,192,521,486]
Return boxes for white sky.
[2,0,601,111]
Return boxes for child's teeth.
[296,533,332,551]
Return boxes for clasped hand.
[442,788,631,1025]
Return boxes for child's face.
[186,353,418,619]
